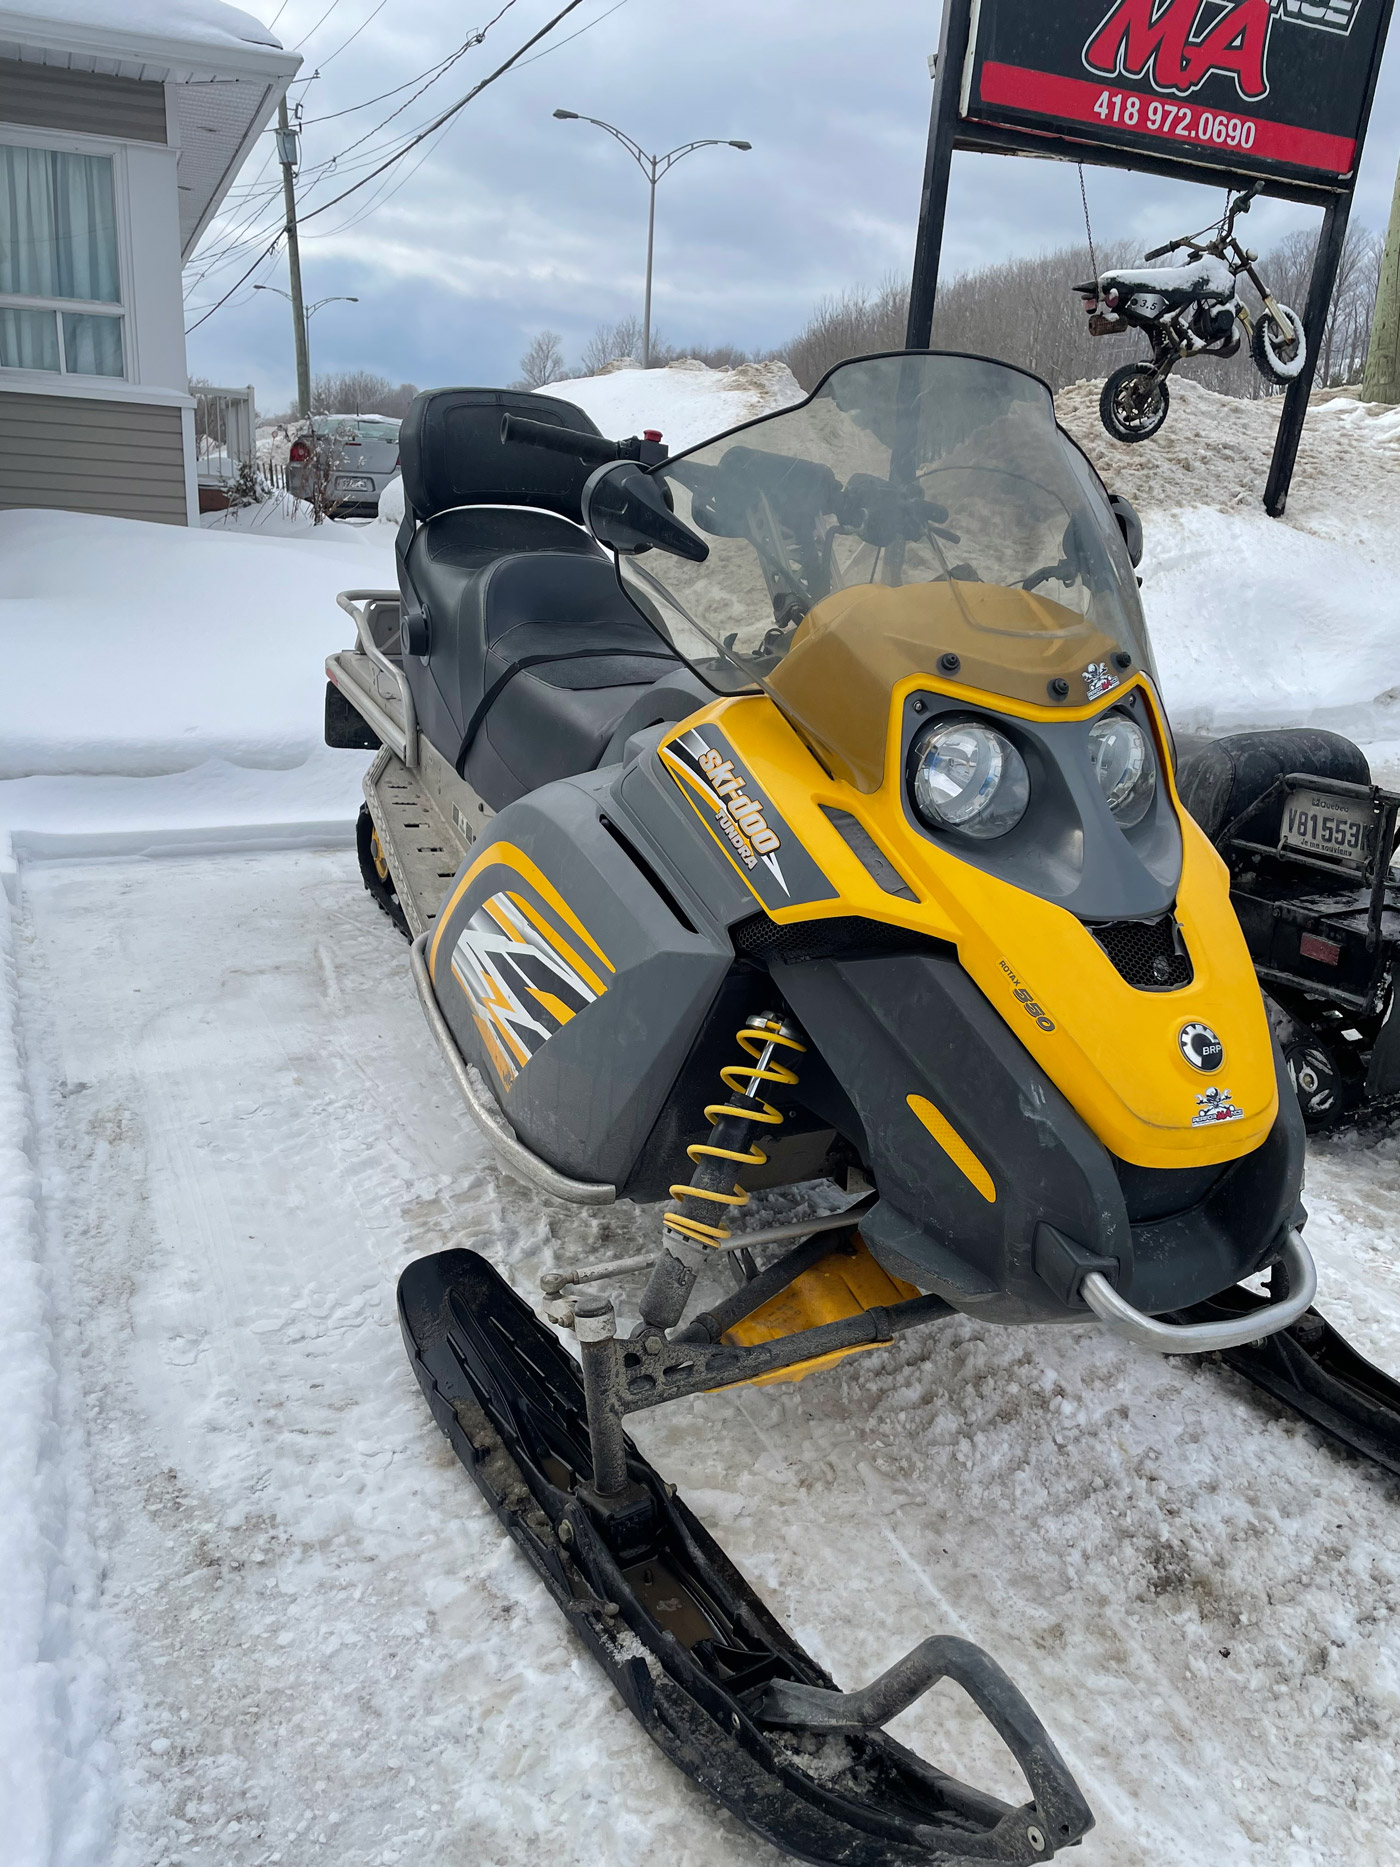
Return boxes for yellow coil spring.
[663,1020,806,1248]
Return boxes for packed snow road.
[13,846,1400,1867]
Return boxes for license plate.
[1279,787,1373,864]
[336,475,374,491]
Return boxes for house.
[0,1,299,525]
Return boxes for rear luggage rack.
[1090,913,1193,990]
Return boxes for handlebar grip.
[500,413,620,463]
[1143,242,1177,261]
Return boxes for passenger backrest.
[398,387,604,525]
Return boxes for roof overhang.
[0,8,301,257]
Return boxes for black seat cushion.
[394,386,679,808]
[399,386,604,524]
[1177,729,1371,844]
[401,511,676,805]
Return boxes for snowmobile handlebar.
[500,413,668,464]
[1082,1229,1316,1354]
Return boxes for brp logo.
[1179,1022,1225,1072]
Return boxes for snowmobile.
[1177,728,1400,1131]
[1074,183,1307,443]
[325,352,1400,1865]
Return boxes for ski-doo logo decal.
[1082,661,1119,702]
[1192,1083,1243,1125]
[1179,1021,1225,1071]
[448,887,610,1089]
[1083,0,1274,101]
[679,733,787,890]
[998,958,1056,1033]
[659,722,838,913]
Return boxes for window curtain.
[0,145,120,302]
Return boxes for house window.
[0,144,125,378]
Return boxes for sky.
[185,0,1400,413]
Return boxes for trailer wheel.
[356,804,410,939]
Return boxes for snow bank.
[0,508,391,856]
[1057,377,1400,777]
[538,357,805,451]
[0,887,107,1866]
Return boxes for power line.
[186,234,284,333]
[299,0,592,230]
[290,0,346,52]
[307,0,391,69]
[299,48,464,124]
[511,0,630,70]
[188,0,598,333]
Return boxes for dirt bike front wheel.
[1252,305,1307,384]
[1100,364,1170,444]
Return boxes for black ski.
[1177,1285,1400,1478]
[398,1249,1093,1866]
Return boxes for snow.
[374,356,804,537]
[8,0,284,51]
[1056,376,1400,785]
[1099,255,1236,300]
[0,507,391,862]
[0,368,1399,1866]
[538,356,806,451]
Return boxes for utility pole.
[276,97,311,419]
[1362,153,1400,404]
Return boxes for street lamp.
[553,110,751,369]
[253,286,358,404]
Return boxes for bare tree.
[580,315,647,376]
[776,222,1378,399]
[311,370,419,417]
[516,330,567,388]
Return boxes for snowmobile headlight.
[1089,712,1155,827]
[910,721,1030,840]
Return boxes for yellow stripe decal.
[507,892,608,998]
[526,986,577,1027]
[906,1095,996,1204]
[429,840,616,982]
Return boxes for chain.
[1078,165,1100,286]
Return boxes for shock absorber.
[638,1012,806,1332]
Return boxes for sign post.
[908,0,1396,515]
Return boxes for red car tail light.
[289,438,312,463]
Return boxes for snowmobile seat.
[1177,728,1371,846]
[395,387,680,807]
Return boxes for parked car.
[287,414,400,516]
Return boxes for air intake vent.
[1091,914,1193,991]
[733,913,953,966]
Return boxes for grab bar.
[1082,1230,1316,1353]
[336,589,418,769]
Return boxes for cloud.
[186,0,1400,411]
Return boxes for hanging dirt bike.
[1075,183,1307,444]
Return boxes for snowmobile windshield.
[617,352,1155,793]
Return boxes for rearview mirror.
[1107,492,1144,569]
[582,462,709,562]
